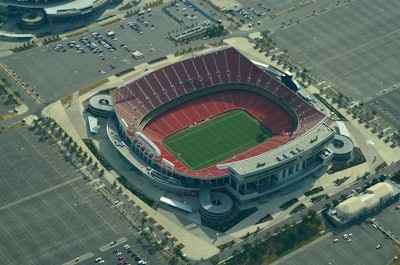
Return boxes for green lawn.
[163,110,272,170]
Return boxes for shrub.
[289,203,306,215]
[280,198,299,210]
[304,186,324,196]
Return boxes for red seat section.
[225,48,239,82]
[110,47,326,178]
[201,54,221,86]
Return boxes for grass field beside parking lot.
[163,110,272,170]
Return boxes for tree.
[232,249,241,256]
[209,257,219,265]
[308,209,317,218]
[169,257,178,265]
[242,242,252,251]
[248,247,262,263]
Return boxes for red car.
[112,249,118,253]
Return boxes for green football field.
[163,110,272,170]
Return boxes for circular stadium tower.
[110,46,335,205]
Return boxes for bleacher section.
[111,46,326,178]
[140,90,297,177]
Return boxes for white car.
[98,260,105,264]
[333,238,339,243]
[95,257,103,262]
[123,244,130,249]
[116,252,122,256]
[376,244,382,249]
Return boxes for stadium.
[109,46,335,215]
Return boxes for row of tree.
[225,210,323,265]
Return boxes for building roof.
[88,115,98,134]
[336,182,396,219]
[160,196,192,213]
[367,182,395,199]
[222,122,334,177]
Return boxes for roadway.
[214,161,400,264]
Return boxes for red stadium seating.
[225,48,239,82]
[201,54,222,86]
[238,55,251,82]
[173,62,196,93]
[111,47,326,178]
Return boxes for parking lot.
[271,0,400,102]
[364,89,400,131]
[0,126,161,265]
[1,6,182,103]
[277,204,400,265]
